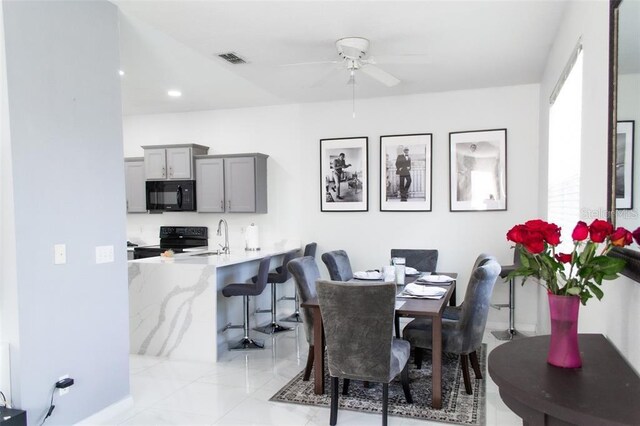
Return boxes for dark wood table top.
[488,334,640,425]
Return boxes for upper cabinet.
[124,157,146,213]
[143,144,209,180]
[196,153,268,213]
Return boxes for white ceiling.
[115,0,568,116]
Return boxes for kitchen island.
[128,244,299,362]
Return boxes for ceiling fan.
[283,37,428,88]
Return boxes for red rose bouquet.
[506,219,633,305]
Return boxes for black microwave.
[146,180,196,212]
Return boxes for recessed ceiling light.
[167,90,182,98]
[118,70,125,76]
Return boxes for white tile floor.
[95,326,522,425]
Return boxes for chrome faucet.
[216,219,230,254]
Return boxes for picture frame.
[320,137,368,212]
[449,129,507,212]
[380,133,432,212]
[616,120,635,210]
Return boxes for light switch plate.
[54,244,66,265]
[95,245,114,264]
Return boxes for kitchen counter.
[128,243,300,362]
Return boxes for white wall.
[124,83,541,331]
[1,1,130,423]
[538,0,640,372]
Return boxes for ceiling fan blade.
[366,54,432,65]
[360,64,400,87]
[280,60,341,67]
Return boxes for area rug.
[270,345,486,425]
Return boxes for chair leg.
[229,295,264,350]
[303,345,314,381]
[330,376,339,426]
[400,363,413,403]
[395,313,400,338]
[460,354,473,395]
[363,381,370,388]
[470,350,482,379]
[254,283,292,334]
[342,378,350,395]
[414,347,423,369]
[382,383,389,426]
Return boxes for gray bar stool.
[254,250,298,334]
[222,256,271,350]
[282,242,317,323]
[491,250,524,340]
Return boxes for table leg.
[432,316,442,409]
[312,306,324,395]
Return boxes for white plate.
[402,283,447,297]
[353,271,383,280]
[417,274,453,283]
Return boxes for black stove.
[133,226,208,259]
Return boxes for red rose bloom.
[555,253,572,263]
[543,222,561,246]
[588,219,614,243]
[572,221,589,241]
[524,219,548,232]
[506,224,527,244]
[611,227,633,247]
[633,227,640,246]
[522,231,545,254]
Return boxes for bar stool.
[491,250,524,340]
[282,242,317,323]
[254,250,298,334]
[222,256,271,350]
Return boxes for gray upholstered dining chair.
[403,257,500,395]
[317,279,412,426]
[286,256,320,381]
[441,252,494,321]
[390,248,438,272]
[321,250,353,281]
[282,242,317,323]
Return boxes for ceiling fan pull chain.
[352,69,356,118]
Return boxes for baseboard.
[74,396,133,425]
[485,321,536,334]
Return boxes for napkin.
[401,283,447,298]
[416,275,454,285]
[353,271,383,280]
[405,267,420,275]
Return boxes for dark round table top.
[488,334,640,425]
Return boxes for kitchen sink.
[190,251,222,257]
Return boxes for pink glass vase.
[547,293,582,368]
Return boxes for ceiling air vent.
[217,52,247,64]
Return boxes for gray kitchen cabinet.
[143,144,208,180]
[124,158,147,213]
[195,153,268,213]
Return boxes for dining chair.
[390,249,438,272]
[287,256,320,381]
[282,242,317,323]
[317,279,412,426]
[402,256,500,395]
[441,252,494,321]
[321,250,353,281]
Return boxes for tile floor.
[95,326,522,425]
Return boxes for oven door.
[146,180,196,211]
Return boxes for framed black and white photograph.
[320,137,368,212]
[449,129,507,212]
[380,133,432,211]
[616,120,635,210]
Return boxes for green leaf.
[587,282,604,300]
[566,286,581,295]
[519,251,530,268]
[579,242,596,264]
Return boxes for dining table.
[300,272,457,409]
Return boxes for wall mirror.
[609,0,640,280]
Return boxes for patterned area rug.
[270,345,486,425]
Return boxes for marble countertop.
[129,243,300,267]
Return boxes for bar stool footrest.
[491,329,526,341]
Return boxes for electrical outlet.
[58,375,70,396]
[95,245,114,264]
[54,244,66,265]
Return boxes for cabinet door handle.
[220,200,224,210]
[169,166,173,177]
[162,167,166,178]
[227,200,231,210]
